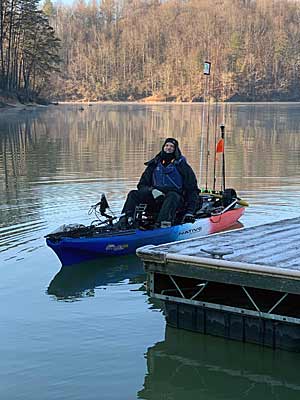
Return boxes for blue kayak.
[46,207,244,266]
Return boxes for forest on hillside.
[2,0,300,102]
[0,0,61,103]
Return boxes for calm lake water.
[0,103,300,400]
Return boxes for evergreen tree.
[0,0,60,100]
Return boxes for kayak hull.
[46,207,244,266]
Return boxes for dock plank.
[138,217,300,273]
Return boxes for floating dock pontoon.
[137,217,300,352]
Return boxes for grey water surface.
[0,103,300,400]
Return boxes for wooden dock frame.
[137,217,300,352]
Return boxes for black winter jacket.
[137,153,199,214]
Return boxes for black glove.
[183,213,195,223]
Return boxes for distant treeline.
[46,0,300,102]
[5,0,300,102]
[0,0,60,102]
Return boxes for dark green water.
[0,103,300,399]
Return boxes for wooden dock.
[137,217,300,351]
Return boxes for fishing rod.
[204,78,211,191]
[199,61,211,191]
[212,77,218,192]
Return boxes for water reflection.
[1,104,300,399]
[47,255,145,301]
[1,104,300,260]
[138,326,300,400]
[1,103,300,195]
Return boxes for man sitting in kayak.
[118,138,199,228]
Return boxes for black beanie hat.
[163,138,178,149]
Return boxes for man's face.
[164,142,175,153]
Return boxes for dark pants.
[122,188,184,224]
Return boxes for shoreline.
[0,102,50,119]
[58,100,300,105]
[1,99,300,118]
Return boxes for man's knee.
[165,191,182,203]
[127,188,152,205]
[127,189,139,199]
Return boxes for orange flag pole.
[220,124,226,191]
